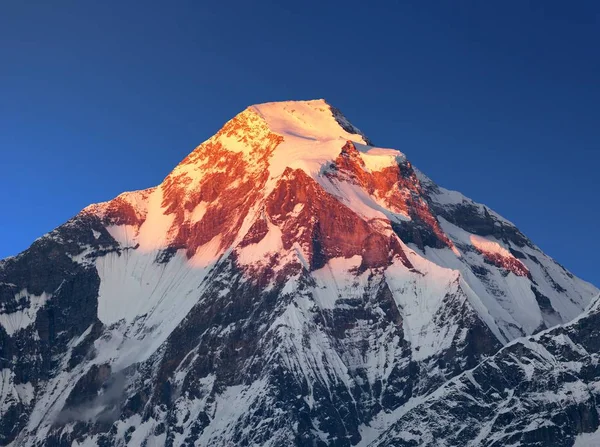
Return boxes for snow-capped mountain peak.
[250,99,370,144]
[0,100,597,447]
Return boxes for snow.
[94,247,216,370]
[0,289,51,336]
[189,200,208,223]
[271,293,356,401]
[195,379,269,445]
[188,234,223,268]
[356,393,429,447]
[83,189,150,223]
[320,176,408,222]
[470,234,515,260]
[575,427,600,446]
[72,436,99,447]
[416,169,515,224]
[71,324,94,348]
[105,224,138,247]
[518,243,597,323]
[236,219,283,265]
[358,145,406,172]
[386,254,464,361]
[233,100,409,226]
[251,99,367,147]
[23,352,86,440]
[125,417,164,447]
[1,369,23,413]
[311,255,365,309]
[427,184,467,206]
[15,382,35,405]
[136,186,176,251]
[431,217,573,339]
[251,100,403,199]
[289,202,304,217]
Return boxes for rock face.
[0,99,597,447]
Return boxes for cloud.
[55,371,127,425]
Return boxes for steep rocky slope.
[0,100,596,446]
[371,293,600,447]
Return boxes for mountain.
[0,99,597,447]
[371,292,600,447]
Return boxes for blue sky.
[1,1,598,286]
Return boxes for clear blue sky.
[1,1,598,286]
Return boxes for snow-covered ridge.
[250,99,404,181]
[250,99,368,144]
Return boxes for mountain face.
[0,99,597,447]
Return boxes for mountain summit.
[1,100,598,446]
